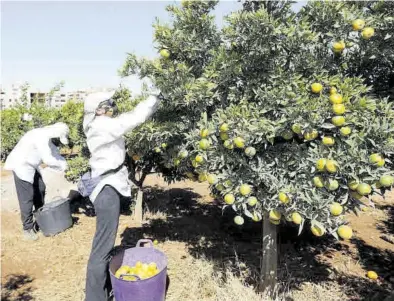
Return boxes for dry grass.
[1,175,394,301]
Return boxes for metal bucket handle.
[136,239,153,248]
[119,274,141,281]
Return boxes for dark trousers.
[13,171,46,231]
[85,185,121,301]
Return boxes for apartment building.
[0,84,114,110]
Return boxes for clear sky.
[1,1,305,94]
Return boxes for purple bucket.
[109,239,168,301]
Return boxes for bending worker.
[81,89,162,301]
[4,122,70,241]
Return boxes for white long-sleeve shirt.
[4,124,69,183]
[85,94,160,202]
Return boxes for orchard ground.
[1,167,394,301]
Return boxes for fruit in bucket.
[115,265,133,279]
[116,261,160,281]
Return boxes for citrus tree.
[119,0,394,292]
[1,83,63,160]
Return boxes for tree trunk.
[134,188,143,226]
[258,213,278,296]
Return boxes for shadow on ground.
[376,204,394,238]
[99,185,392,300]
[1,274,34,301]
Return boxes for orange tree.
[119,0,394,292]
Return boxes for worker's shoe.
[23,229,39,241]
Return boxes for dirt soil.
[1,173,394,301]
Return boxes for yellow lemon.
[234,216,244,225]
[379,175,394,187]
[191,159,199,168]
[224,194,235,205]
[313,176,324,188]
[269,209,281,221]
[369,153,382,164]
[199,139,210,150]
[291,123,302,134]
[352,19,365,31]
[357,183,371,196]
[340,126,352,136]
[207,174,218,185]
[311,83,323,93]
[278,192,290,204]
[337,225,353,240]
[198,173,207,182]
[332,116,346,126]
[224,140,234,149]
[219,123,229,132]
[316,158,327,171]
[351,191,363,200]
[115,266,131,279]
[148,262,157,271]
[304,129,318,141]
[329,87,337,95]
[270,218,280,225]
[245,146,256,157]
[332,41,345,53]
[135,261,143,269]
[247,196,258,206]
[322,136,335,146]
[292,212,303,225]
[200,129,209,138]
[239,184,252,196]
[234,137,245,149]
[376,158,385,167]
[329,93,343,104]
[330,202,343,216]
[195,155,204,163]
[252,213,262,222]
[160,49,171,59]
[348,180,359,190]
[325,179,339,191]
[332,104,346,115]
[311,225,325,237]
[326,160,338,173]
[141,263,149,272]
[367,271,378,280]
[361,27,375,40]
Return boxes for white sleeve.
[95,94,161,141]
[37,140,68,172]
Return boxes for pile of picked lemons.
[115,261,160,281]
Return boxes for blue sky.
[1,1,305,94]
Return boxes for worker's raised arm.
[37,140,68,172]
[95,94,161,140]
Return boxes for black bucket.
[34,197,73,236]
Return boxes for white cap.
[83,91,116,113]
[83,91,116,132]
